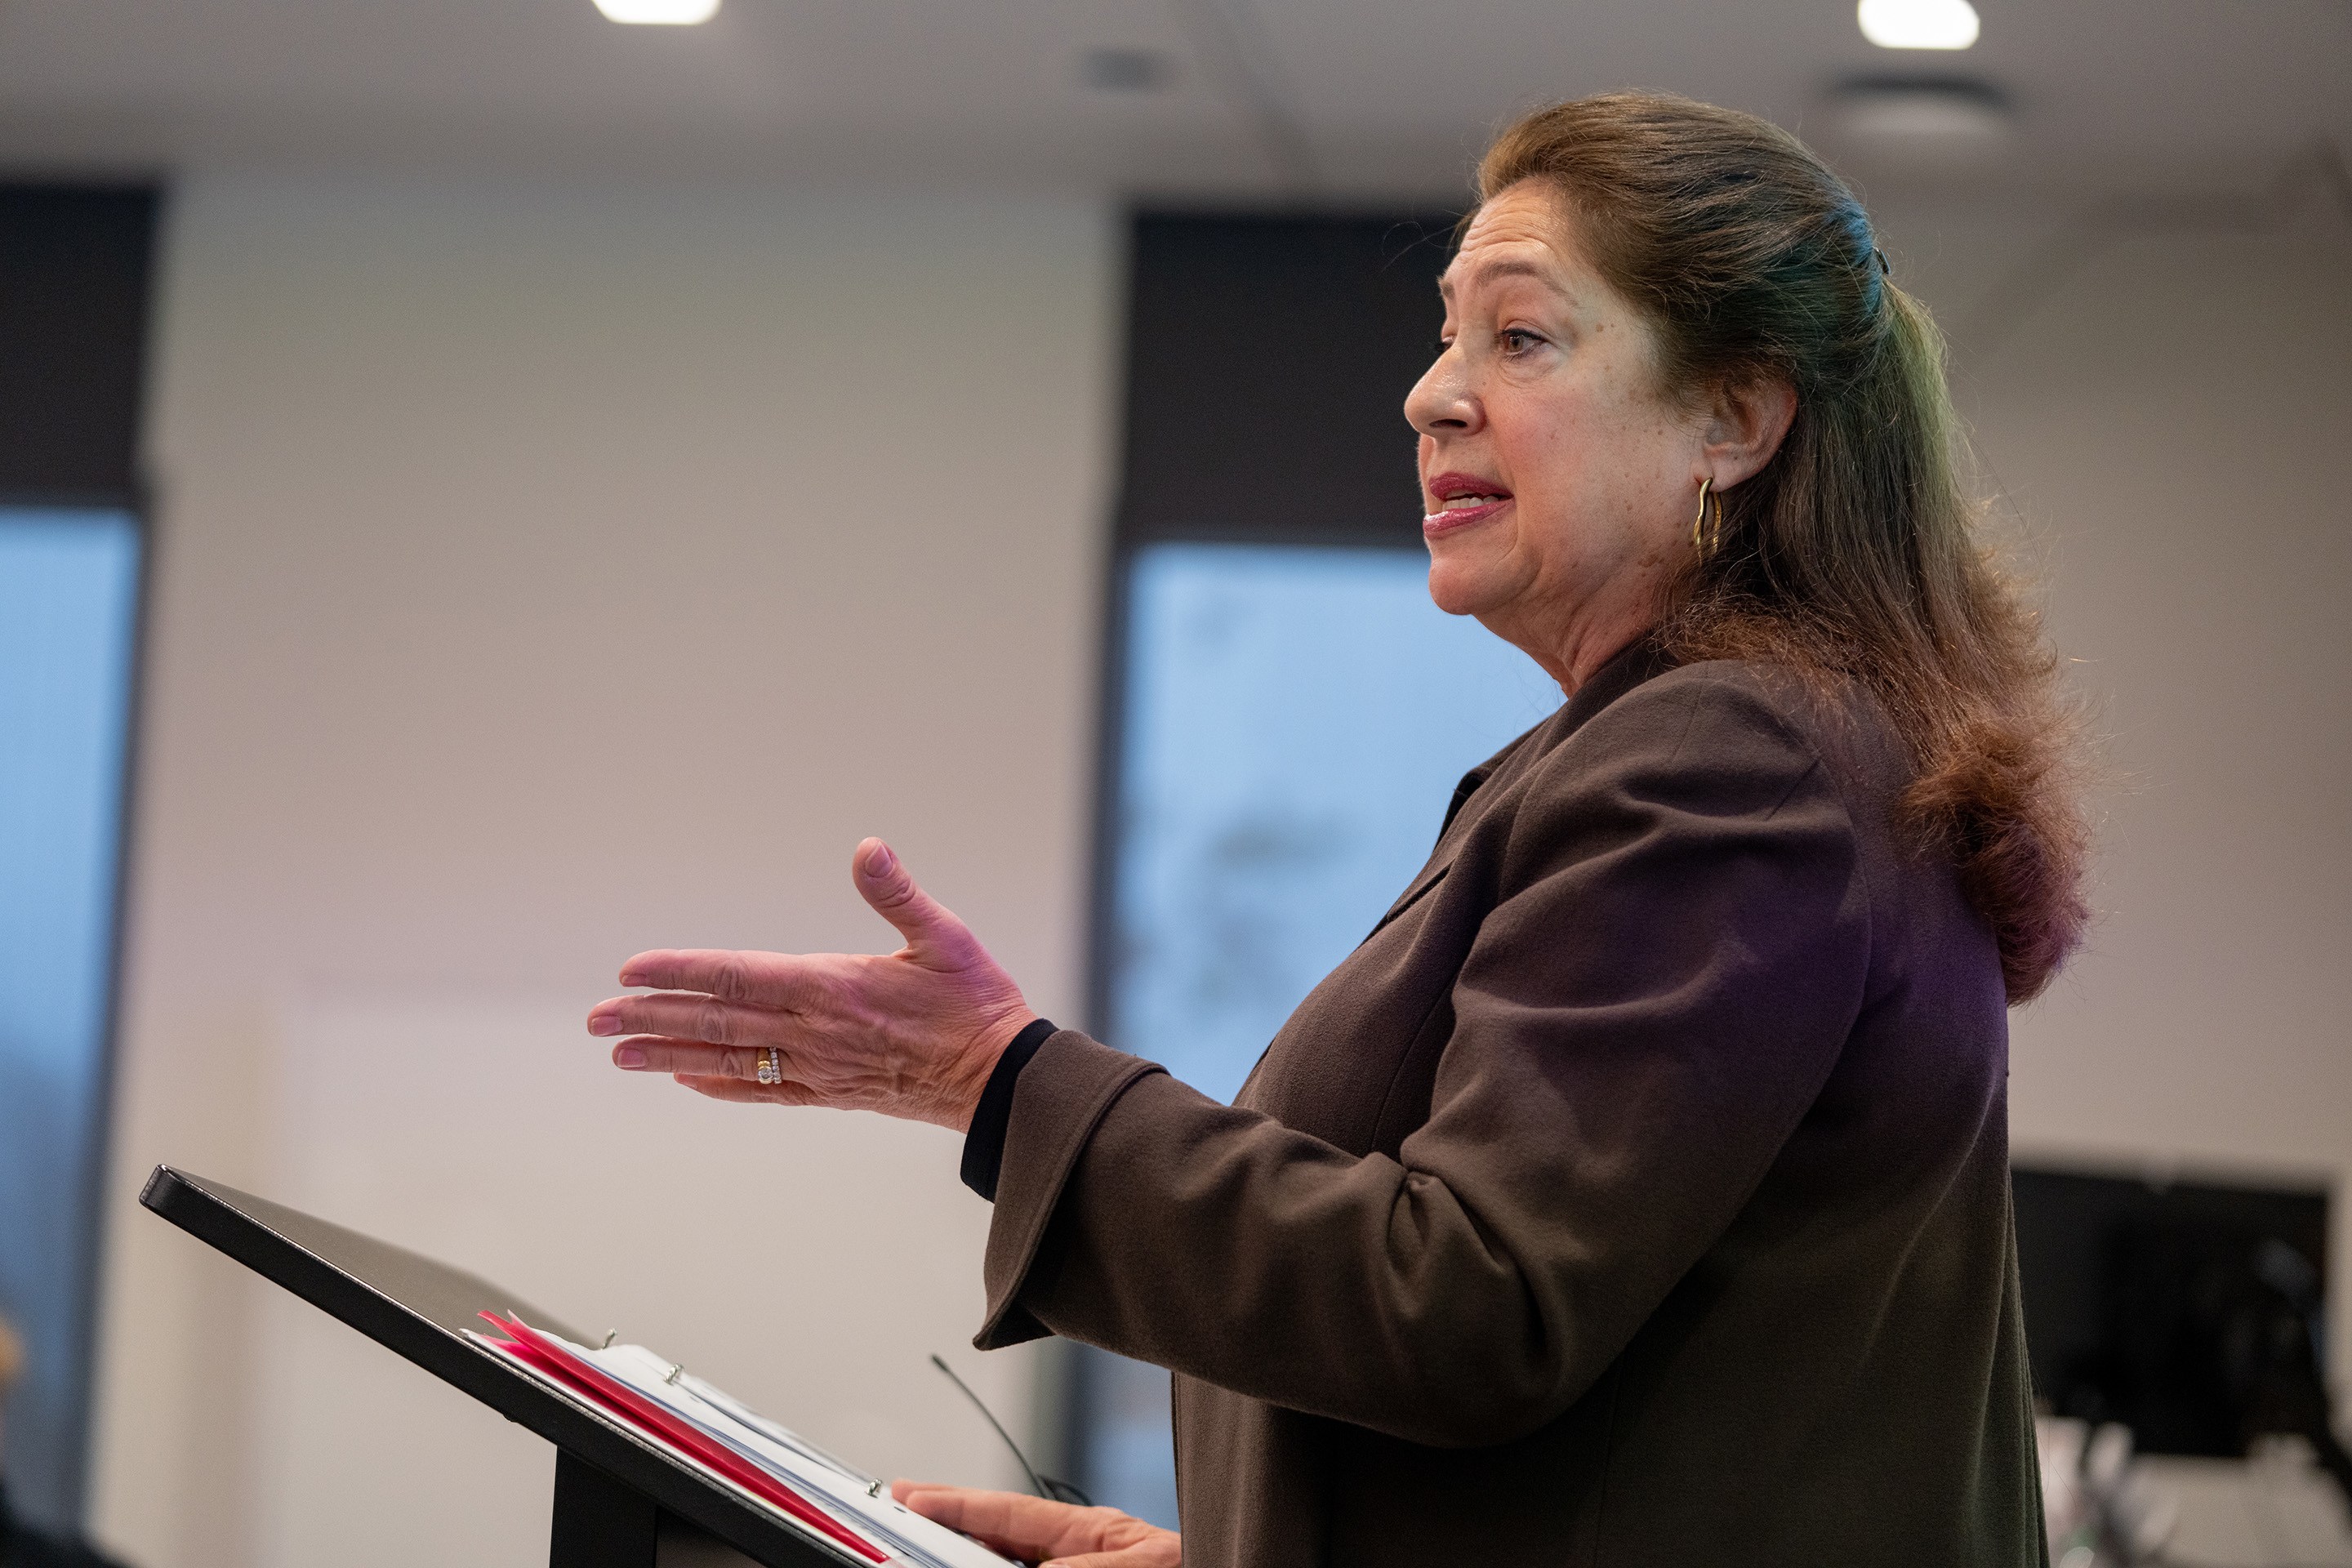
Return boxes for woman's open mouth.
[1423,472,1513,537]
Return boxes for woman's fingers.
[889,1484,1093,1558]
[640,1045,888,1112]
[853,840,980,966]
[673,1073,827,1107]
[608,1035,741,1076]
[889,1483,1179,1566]
[588,991,800,1049]
[1036,1551,1182,1568]
[613,948,828,1008]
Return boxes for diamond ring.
[756,1048,782,1086]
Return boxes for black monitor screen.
[2012,1163,2331,1459]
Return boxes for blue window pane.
[0,507,142,1530]
[1111,543,1557,1102]
[1079,542,1557,1526]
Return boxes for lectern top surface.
[145,1165,590,1343]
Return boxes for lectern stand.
[140,1165,864,1568]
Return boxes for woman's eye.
[1498,328,1544,355]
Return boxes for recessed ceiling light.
[595,0,720,24]
[1857,0,1980,50]
[1829,78,2011,162]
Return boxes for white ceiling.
[0,0,2342,205]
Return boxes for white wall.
[87,173,1118,1566]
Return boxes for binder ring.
[756,1048,783,1086]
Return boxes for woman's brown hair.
[1479,92,2088,1000]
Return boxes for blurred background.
[0,1,2345,1565]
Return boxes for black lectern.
[141,1165,863,1567]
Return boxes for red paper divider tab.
[479,1312,887,1564]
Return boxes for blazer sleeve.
[973,670,1873,1449]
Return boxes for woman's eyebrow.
[1438,256,1561,301]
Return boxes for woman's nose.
[1405,350,1480,436]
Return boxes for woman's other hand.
[586,839,1037,1132]
[890,1481,1180,1568]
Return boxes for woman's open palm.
[588,839,1037,1131]
[891,1482,1179,1568]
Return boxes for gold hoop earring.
[1692,477,1723,561]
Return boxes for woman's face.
[1405,180,1706,689]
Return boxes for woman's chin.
[1424,558,1505,619]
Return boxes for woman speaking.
[588,93,2087,1567]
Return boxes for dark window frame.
[0,182,161,1533]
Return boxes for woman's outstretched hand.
[587,839,1038,1132]
[891,1482,1179,1568]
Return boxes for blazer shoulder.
[1548,657,1830,782]
[1458,657,1873,949]
[1589,657,1910,782]
[1450,662,1853,893]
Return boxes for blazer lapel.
[1362,753,1509,939]
[1360,636,1677,945]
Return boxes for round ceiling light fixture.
[1857,0,1980,50]
[595,0,720,23]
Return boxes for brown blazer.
[976,641,2047,1567]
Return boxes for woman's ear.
[1703,376,1797,488]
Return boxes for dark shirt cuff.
[960,1018,1057,1201]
